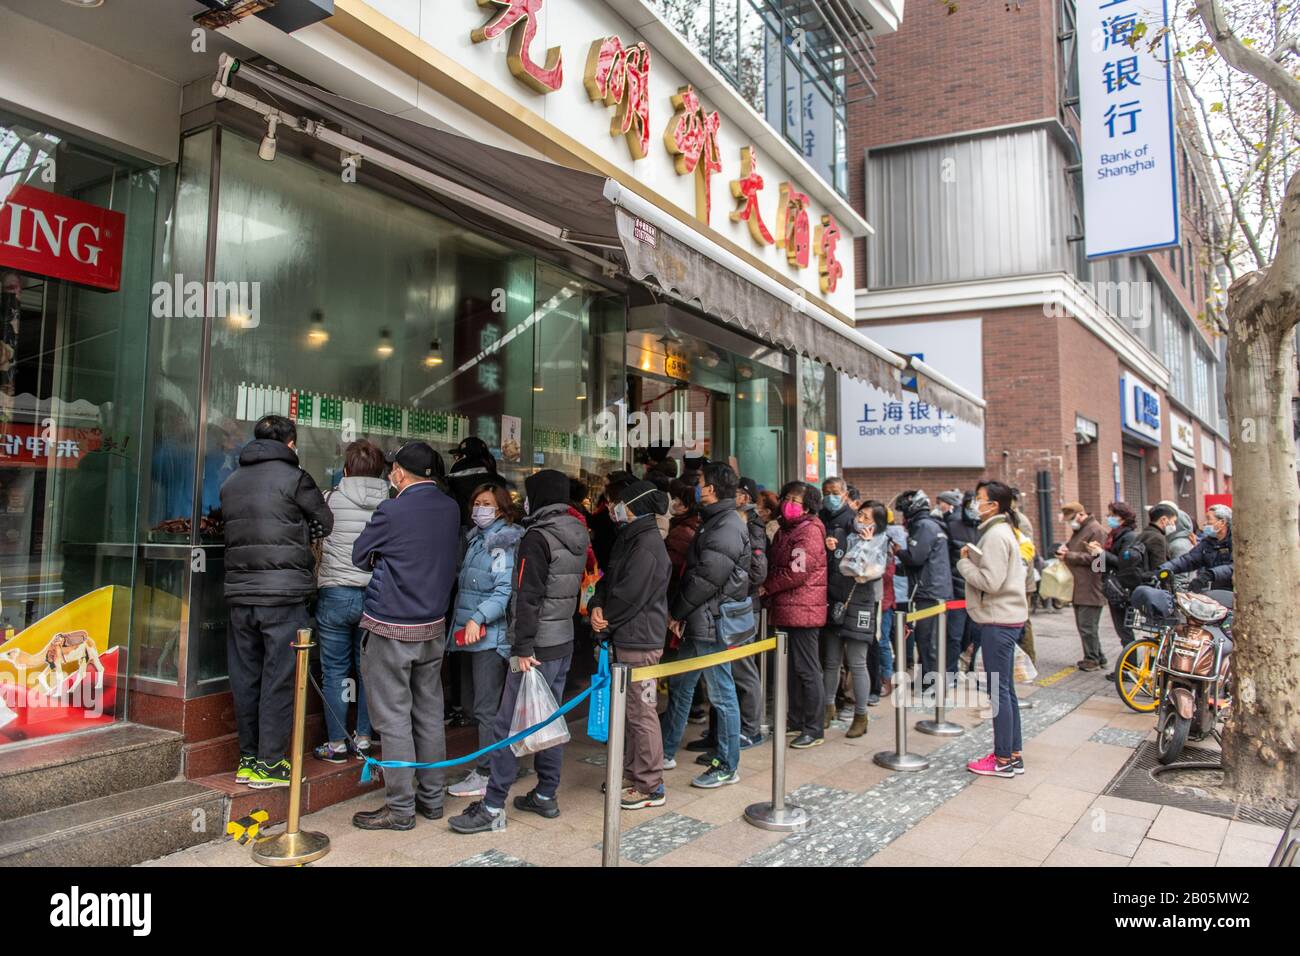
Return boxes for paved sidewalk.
[140,610,1285,867]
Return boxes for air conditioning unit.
[193,0,333,33]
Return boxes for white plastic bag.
[509,667,571,756]
[840,533,888,582]
[1013,645,1038,684]
[1038,558,1074,604]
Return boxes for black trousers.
[786,627,824,739]
[228,602,309,763]
[911,598,943,689]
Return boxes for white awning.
[1172,449,1197,470]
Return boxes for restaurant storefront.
[0,0,960,766]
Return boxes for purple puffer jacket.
[764,514,828,628]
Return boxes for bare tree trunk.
[1220,289,1300,802]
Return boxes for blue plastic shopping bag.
[587,644,610,743]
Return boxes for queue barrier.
[600,609,807,867]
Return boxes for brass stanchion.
[253,627,331,866]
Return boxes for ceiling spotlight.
[575,381,588,401]
[61,0,104,7]
[699,350,721,369]
[423,338,444,368]
[376,328,394,357]
[307,309,329,345]
[258,115,279,162]
[532,367,544,392]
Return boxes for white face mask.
[471,506,497,529]
[1069,518,1082,531]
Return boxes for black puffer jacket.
[820,502,858,604]
[1162,531,1233,590]
[590,515,670,650]
[218,440,333,604]
[943,510,981,595]
[670,498,750,641]
[896,511,953,604]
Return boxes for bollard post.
[744,630,809,832]
[873,612,930,771]
[600,662,630,868]
[253,628,331,866]
[758,609,770,737]
[916,606,964,737]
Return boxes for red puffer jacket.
[763,514,828,628]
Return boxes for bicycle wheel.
[1115,639,1160,713]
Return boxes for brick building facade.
[844,1,1231,550]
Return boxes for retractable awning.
[210,56,983,424]
[1172,449,1197,470]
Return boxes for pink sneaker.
[967,753,1016,778]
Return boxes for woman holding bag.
[957,480,1028,779]
[821,501,888,738]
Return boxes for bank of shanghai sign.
[1078,0,1178,258]
[838,318,984,468]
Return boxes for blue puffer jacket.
[450,519,524,657]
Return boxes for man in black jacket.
[662,462,750,789]
[450,469,588,835]
[589,480,671,809]
[892,489,953,692]
[942,491,981,673]
[218,415,333,789]
[732,477,769,747]
[819,476,857,724]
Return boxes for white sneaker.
[448,769,489,798]
[662,757,677,770]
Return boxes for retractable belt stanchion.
[744,630,809,832]
[600,663,630,868]
[873,612,930,771]
[758,609,771,737]
[253,628,330,866]
[915,607,964,737]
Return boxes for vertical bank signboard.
[839,318,984,468]
[1078,0,1178,258]
[1120,371,1162,445]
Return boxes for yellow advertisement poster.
[804,429,819,483]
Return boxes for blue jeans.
[878,608,896,679]
[662,635,741,772]
[316,586,371,743]
[981,624,1023,759]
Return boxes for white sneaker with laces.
[448,769,489,798]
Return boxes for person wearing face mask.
[665,478,702,586]
[1055,502,1109,671]
[218,415,333,790]
[313,439,389,765]
[891,489,954,693]
[1084,501,1142,664]
[763,481,829,748]
[1156,500,1196,588]
[445,484,524,799]
[1130,504,1234,620]
[733,477,770,748]
[819,476,859,724]
[942,490,980,674]
[589,480,671,809]
[348,441,460,829]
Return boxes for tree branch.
[1194,0,1300,115]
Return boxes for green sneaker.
[235,755,257,785]
[248,758,292,789]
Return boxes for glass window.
[738,1,770,114]
[0,111,159,735]
[712,0,740,82]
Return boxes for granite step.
[0,780,226,866]
[0,723,184,821]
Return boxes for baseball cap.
[937,490,963,507]
[386,441,439,479]
[737,477,759,502]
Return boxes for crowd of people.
[214,413,1233,832]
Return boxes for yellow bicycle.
[1115,637,1160,713]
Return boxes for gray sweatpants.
[821,633,871,717]
[360,632,447,817]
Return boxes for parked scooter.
[1147,570,1234,765]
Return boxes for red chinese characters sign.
[729,147,774,246]
[815,214,843,293]
[776,182,811,269]
[0,422,103,470]
[0,185,125,292]
[471,0,563,94]
[663,85,722,225]
[584,37,652,160]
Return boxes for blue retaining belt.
[359,672,609,783]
